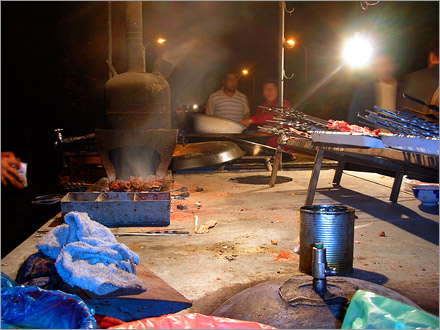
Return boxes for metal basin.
[172,141,245,171]
[192,114,246,134]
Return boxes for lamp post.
[299,43,308,87]
[241,69,256,103]
[145,38,166,60]
[285,38,308,88]
[145,37,167,72]
[278,1,285,107]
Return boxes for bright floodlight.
[242,69,249,75]
[342,34,373,68]
[192,104,198,109]
[157,38,167,44]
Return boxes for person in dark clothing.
[348,54,399,126]
[397,36,439,118]
[1,149,61,258]
[240,79,291,127]
[240,80,295,150]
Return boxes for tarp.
[342,290,439,329]
[108,313,276,329]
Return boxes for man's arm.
[205,94,215,115]
[243,97,250,120]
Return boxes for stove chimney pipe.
[104,1,171,130]
[126,2,145,73]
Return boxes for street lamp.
[146,37,167,52]
[285,37,308,87]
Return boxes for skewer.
[194,215,199,233]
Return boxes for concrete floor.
[2,168,439,318]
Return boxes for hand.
[1,151,20,160]
[1,153,24,189]
[240,118,254,126]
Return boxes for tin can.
[299,205,355,275]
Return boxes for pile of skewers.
[257,106,329,139]
[358,106,439,138]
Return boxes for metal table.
[277,138,439,204]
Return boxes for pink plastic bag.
[108,313,277,329]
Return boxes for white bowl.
[192,114,246,134]
[412,184,439,206]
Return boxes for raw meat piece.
[327,119,380,136]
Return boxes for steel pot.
[192,114,246,134]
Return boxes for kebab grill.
[61,2,178,227]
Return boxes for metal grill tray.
[309,131,385,148]
[380,135,439,156]
[61,192,171,227]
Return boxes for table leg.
[305,148,324,205]
[269,135,283,187]
[390,169,404,203]
[333,160,346,185]
[265,157,272,172]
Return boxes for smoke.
[142,2,259,106]
[109,146,160,180]
[162,26,233,106]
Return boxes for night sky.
[1,1,438,165]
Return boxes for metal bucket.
[299,205,355,275]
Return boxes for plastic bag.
[341,290,439,329]
[1,271,17,288]
[108,313,277,329]
[1,273,97,329]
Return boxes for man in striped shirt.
[206,72,250,122]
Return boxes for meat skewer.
[109,176,164,192]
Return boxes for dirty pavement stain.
[273,250,296,262]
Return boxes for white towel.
[56,242,145,296]
[37,212,145,296]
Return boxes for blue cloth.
[36,212,145,296]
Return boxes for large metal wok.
[192,114,246,134]
[172,141,245,171]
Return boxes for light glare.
[342,34,373,68]
[286,39,295,48]
[157,38,166,44]
[242,69,249,75]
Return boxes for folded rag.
[37,211,146,296]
